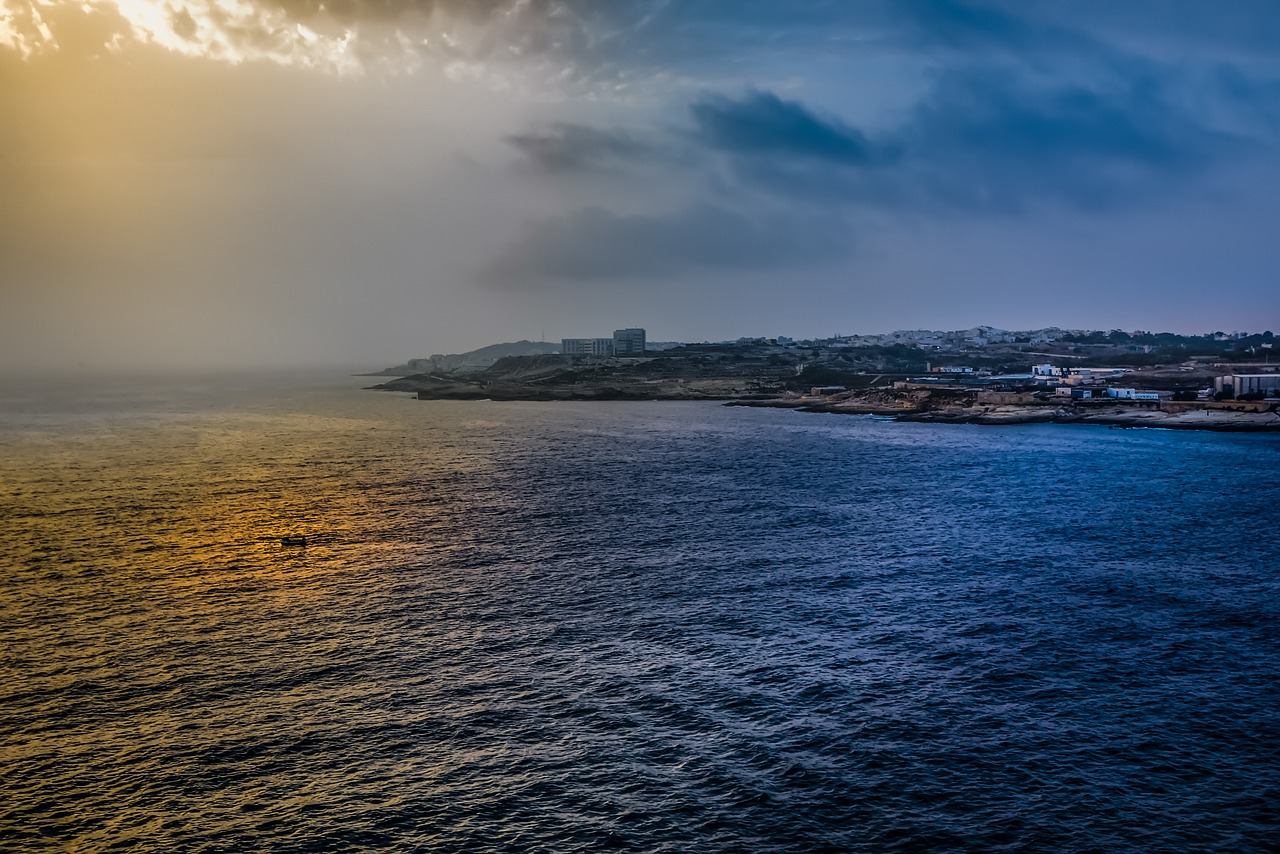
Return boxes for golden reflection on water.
[0,397,483,595]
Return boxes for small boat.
[281,536,308,547]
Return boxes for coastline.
[369,362,1280,432]
[726,393,1280,432]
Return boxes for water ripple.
[1,375,1277,851]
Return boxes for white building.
[1106,388,1161,400]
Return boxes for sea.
[1,370,1277,852]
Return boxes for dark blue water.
[2,373,1278,851]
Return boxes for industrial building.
[1214,374,1280,395]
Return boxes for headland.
[368,328,1280,431]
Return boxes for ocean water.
[1,371,1278,852]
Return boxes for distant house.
[1070,388,1093,400]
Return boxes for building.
[561,328,647,357]
[612,328,646,356]
[1215,374,1280,395]
[561,337,614,357]
[1064,368,1124,385]
[1106,388,1160,400]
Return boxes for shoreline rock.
[729,398,1280,432]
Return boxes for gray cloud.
[508,66,1248,219]
[506,123,654,173]
[493,64,1258,285]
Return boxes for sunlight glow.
[0,0,584,87]
[109,0,360,71]
[0,0,376,73]
[0,0,57,59]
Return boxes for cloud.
[1213,63,1280,128]
[690,90,885,166]
[0,0,607,76]
[482,203,849,285]
[493,63,1260,284]
[890,69,1244,213]
[0,1,1112,82]
[8,0,1280,98]
[677,70,1249,215]
[505,122,653,173]
[896,0,1061,52]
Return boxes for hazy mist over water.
[2,372,1278,851]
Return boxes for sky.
[2,0,1279,370]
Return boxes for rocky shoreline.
[728,389,1280,432]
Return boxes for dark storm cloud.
[483,203,848,284]
[505,123,653,173]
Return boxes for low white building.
[1106,388,1160,400]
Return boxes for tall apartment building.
[612,328,646,356]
